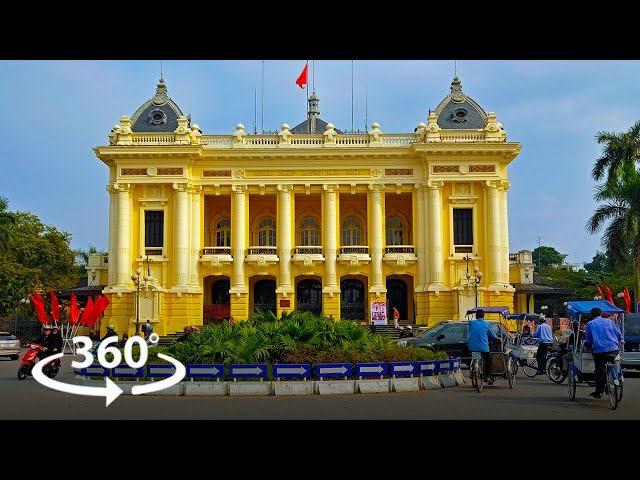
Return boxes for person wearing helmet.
[100,324,119,344]
[34,324,53,360]
[531,315,553,375]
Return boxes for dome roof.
[433,76,487,130]
[130,78,185,133]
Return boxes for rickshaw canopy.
[466,306,510,318]
[565,300,624,318]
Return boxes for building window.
[453,208,473,245]
[216,218,231,247]
[145,211,164,248]
[386,216,404,245]
[300,217,320,246]
[258,217,276,246]
[342,217,361,246]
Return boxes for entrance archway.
[254,279,276,314]
[386,278,408,322]
[296,279,322,316]
[340,279,365,320]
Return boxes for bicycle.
[604,355,624,410]
[516,348,557,378]
[470,351,484,393]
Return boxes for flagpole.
[261,61,264,134]
[306,60,309,134]
[351,60,354,133]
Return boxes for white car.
[0,332,21,360]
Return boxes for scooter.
[17,343,60,380]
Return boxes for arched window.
[300,217,320,246]
[386,216,403,246]
[216,218,231,247]
[258,217,276,246]
[342,217,361,246]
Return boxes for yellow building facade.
[92,74,522,337]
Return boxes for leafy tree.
[0,196,16,254]
[532,246,563,270]
[0,209,80,317]
[587,162,640,313]
[583,251,612,273]
[75,245,100,267]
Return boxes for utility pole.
[537,235,542,272]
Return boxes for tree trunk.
[634,244,640,314]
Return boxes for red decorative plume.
[69,292,80,325]
[30,291,50,324]
[50,289,60,324]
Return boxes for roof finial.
[153,75,169,105]
[160,60,163,81]
[450,75,465,103]
[454,59,457,77]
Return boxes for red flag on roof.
[50,289,60,324]
[30,291,50,324]
[295,62,308,89]
[69,292,80,325]
[604,285,615,306]
[623,287,631,314]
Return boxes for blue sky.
[0,59,637,266]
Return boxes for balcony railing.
[202,247,232,256]
[247,246,278,255]
[145,248,163,257]
[385,245,415,254]
[294,246,323,255]
[454,245,473,254]
[340,246,369,255]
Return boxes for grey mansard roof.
[433,76,487,130]
[130,78,186,133]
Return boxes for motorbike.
[17,343,60,380]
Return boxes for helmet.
[42,324,52,330]
[538,316,546,325]
[107,324,115,330]
[407,325,413,330]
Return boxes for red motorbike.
[17,343,60,380]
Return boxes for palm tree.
[592,120,640,183]
[586,163,640,311]
[0,196,16,253]
[75,245,98,267]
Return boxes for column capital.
[111,182,131,193]
[322,184,339,193]
[277,184,294,193]
[485,180,503,189]
[414,182,429,192]
[427,180,444,190]
[231,184,248,194]
[172,182,189,192]
[499,180,510,191]
[368,183,385,192]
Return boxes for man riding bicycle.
[532,315,553,375]
[584,307,623,399]
[468,309,499,385]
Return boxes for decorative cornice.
[385,168,413,176]
[158,168,183,175]
[203,170,232,177]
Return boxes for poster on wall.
[370,301,387,325]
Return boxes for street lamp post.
[463,255,483,307]
[14,297,30,335]
[131,268,142,336]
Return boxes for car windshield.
[420,323,451,338]
[0,333,17,340]
[626,317,640,335]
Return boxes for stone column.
[276,184,294,296]
[173,183,190,288]
[427,180,444,286]
[114,183,131,287]
[230,185,248,294]
[486,180,503,287]
[369,184,385,292]
[500,181,511,284]
[414,183,428,290]
[191,186,202,287]
[106,183,117,286]
[322,184,339,292]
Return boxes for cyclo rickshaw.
[565,300,625,409]
[506,313,554,378]
[465,307,516,392]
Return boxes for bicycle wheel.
[546,358,567,384]
[522,359,538,377]
[511,358,519,376]
[470,360,478,389]
[606,366,618,410]
[567,364,576,401]
[475,360,483,393]
[506,356,515,389]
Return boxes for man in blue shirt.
[468,310,499,385]
[532,315,553,375]
[584,306,623,399]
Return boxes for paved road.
[1,349,638,420]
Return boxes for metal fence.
[0,317,42,343]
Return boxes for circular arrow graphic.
[131,353,186,395]
[32,353,124,407]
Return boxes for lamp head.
[476,271,483,280]
[136,268,142,275]
[131,274,139,282]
